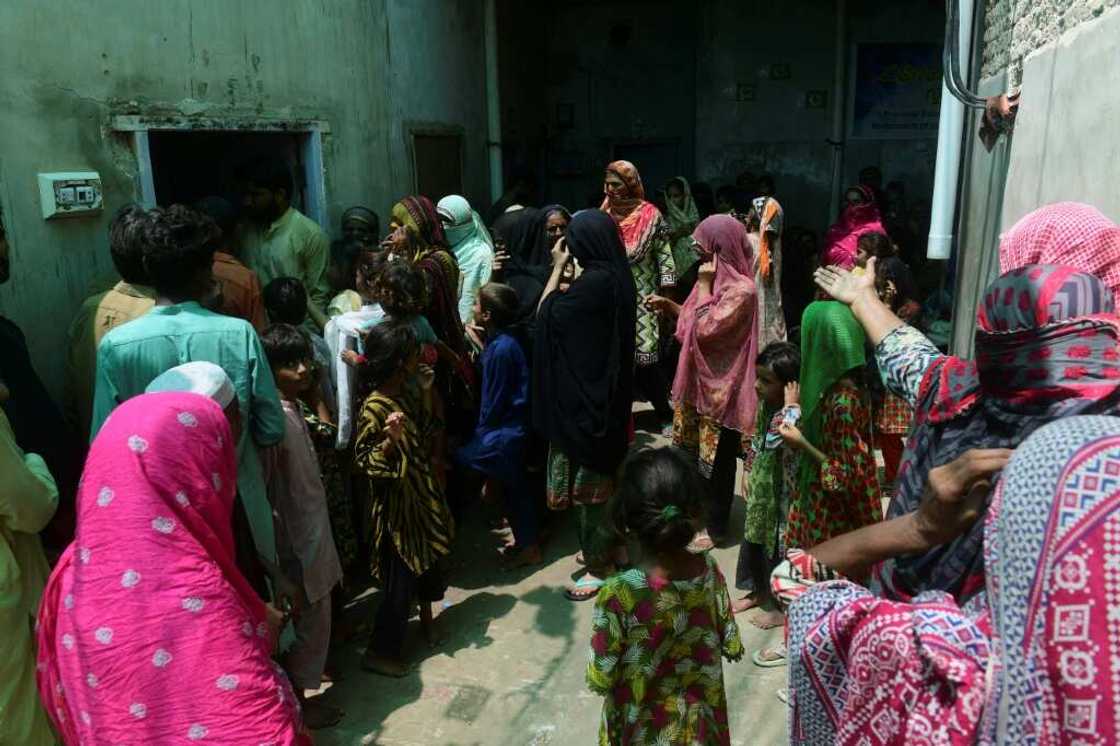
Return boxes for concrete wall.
[385,0,491,206]
[981,0,1120,83]
[696,0,944,232]
[953,5,1120,355]
[999,6,1120,226]
[0,0,489,398]
[503,0,943,232]
[527,0,699,210]
[949,72,1012,356]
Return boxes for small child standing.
[264,277,357,572]
[587,448,743,745]
[373,259,440,348]
[453,283,536,567]
[259,323,345,729]
[733,341,801,628]
[263,276,337,417]
[353,322,454,677]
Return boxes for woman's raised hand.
[814,257,877,305]
[551,237,571,268]
[914,448,1013,546]
[697,256,717,287]
[491,239,510,275]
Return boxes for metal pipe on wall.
[926,0,975,260]
[828,0,847,221]
[484,0,504,204]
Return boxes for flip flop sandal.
[752,644,788,668]
[564,576,606,602]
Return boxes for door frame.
[405,122,465,197]
[111,115,330,228]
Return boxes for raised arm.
[803,448,1011,580]
[816,257,942,406]
[813,257,902,346]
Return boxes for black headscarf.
[490,207,539,256]
[532,210,637,473]
[528,205,571,268]
[491,208,543,321]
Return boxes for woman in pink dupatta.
[780,415,1120,745]
[649,215,758,545]
[821,185,886,270]
[36,392,309,745]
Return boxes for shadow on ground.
[314,423,788,745]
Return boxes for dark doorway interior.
[148,131,308,211]
[612,140,682,201]
[412,132,464,200]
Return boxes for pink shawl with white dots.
[36,392,309,745]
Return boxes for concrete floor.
[313,420,789,746]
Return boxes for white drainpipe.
[828,0,847,221]
[926,0,975,259]
[484,0,504,204]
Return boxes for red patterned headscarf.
[601,160,646,220]
[1000,202,1120,306]
[878,265,1120,603]
[920,265,1120,424]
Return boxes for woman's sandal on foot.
[751,643,788,668]
[564,575,606,601]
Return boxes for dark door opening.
[147,131,309,212]
[412,131,464,200]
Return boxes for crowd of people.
[3,147,1120,745]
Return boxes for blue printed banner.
[850,43,942,140]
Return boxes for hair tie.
[660,505,682,521]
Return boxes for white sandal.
[751,642,788,668]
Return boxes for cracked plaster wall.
[0,0,489,400]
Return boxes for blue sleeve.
[478,338,516,429]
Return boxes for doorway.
[148,131,307,212]
[113,116,328,227]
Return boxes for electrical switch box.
[38,172,103,219]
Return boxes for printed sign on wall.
[849,43,942,140]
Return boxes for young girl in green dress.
[587,448,743,745]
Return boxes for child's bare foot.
[731,594,761,614]
[749,608,785,629]
[300,697,344,729]
[361,651,410,678]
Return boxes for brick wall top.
[981,0,1119,82]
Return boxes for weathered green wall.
[0,0,489,398]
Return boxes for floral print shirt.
[586,552,743,745]
[785,383,882,549]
